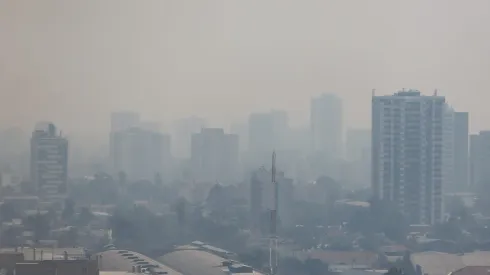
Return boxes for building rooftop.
[449,266,490,275]
[101,272,145,275]
[296,250,378,267]
[395,90,421,96]
[0,247,86,261]
[159,249,263,275]
[412,251,490,275]
[98,249,180,275]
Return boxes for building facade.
[453,112,469,190]
[30,123,68,202]
[372,90,445,224]
[191,128,239,183]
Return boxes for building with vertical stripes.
[372,90,445,224]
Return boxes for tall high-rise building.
[311,94,343,158]
[470,131,490,187]
[453,112,469,190]
[191,128,239,183]
[112,127,171,181]
[442,106,456,194]
[372,90,445,224]
[30,122,68,202]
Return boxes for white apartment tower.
[372,90,445,224]
[30,122,68,202]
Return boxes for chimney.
[33,248,36,261]
[132,266,136,273]
[64,251,68,260]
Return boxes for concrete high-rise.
[30,122,68,202]
[453,112,469,190]
[191,128,239,183]
[310,94,343,158]
[372,90,445,224]
[112,127,171,181]
[470,131,490,187]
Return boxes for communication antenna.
[269,151,278,275]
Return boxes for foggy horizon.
[2,0,489,140]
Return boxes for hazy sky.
[1,0,489,139]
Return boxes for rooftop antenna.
[269,150,278,275]
[434,89,438,96]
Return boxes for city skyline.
[0,2,488,275]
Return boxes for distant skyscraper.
[191,128,239,183]
[453,112,469,190]
[470,131,490,187]
[310,94,343,158]
[172,116,207,159]
[30,122,68,202]
[372,90,445,224]
[112,127,171,181]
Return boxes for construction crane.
[269,151,278,275]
